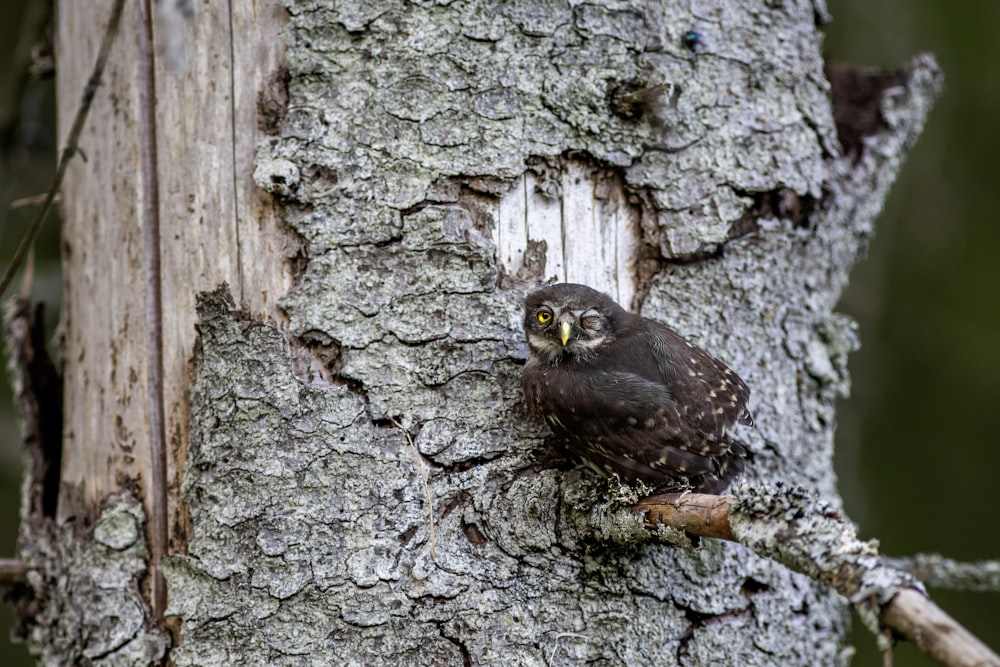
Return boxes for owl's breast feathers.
[523,311,751,492]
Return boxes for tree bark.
[10,0,941,664]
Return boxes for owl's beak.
[559,320,572,346]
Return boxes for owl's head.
[523,283,621,363]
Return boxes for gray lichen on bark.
[728,483,920,639]
[16,496,169,666]
[4,299,168,666]
[171,0,941,665]
[174,291,847,663]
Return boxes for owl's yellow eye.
[537,308,553,323]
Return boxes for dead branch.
[633,486,1000,667]
[886,553,1000,593]
[8,193,60,210]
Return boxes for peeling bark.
[9,488,168,666]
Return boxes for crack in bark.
[439,452,506,473]
[677,606,754,665]
[437,621,473,667]
[292,329,371,397]
[728,187,824,238]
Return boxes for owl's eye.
[580,314,604,331]
[536,308,553,324]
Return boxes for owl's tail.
[691,440,747,494]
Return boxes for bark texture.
[15,0,942,664]
[13,495,169,666]
[165,1,938,665]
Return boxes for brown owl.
[522,283,753,494]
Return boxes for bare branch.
[633,486,1000,667]
[886,554,1000,593]
[883,588,998,667]
[8,193,60,210]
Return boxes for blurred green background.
[1,1,56,664]
[0,0,996,664]
[827,0,1000,663]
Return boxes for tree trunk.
[9,0,940,664]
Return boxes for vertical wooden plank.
[57,0,290,539]
[57,0,152,524]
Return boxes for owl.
[522,283,753,494]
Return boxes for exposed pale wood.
[57,0,290,541]
[635,492,736,540]
[58,0,151,525]
[495,174,528,277]
[494,160,639,307]
[231,3,292,314]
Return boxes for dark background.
[826,0,1000,663]
[1,1,996,664]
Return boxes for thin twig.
[633,490,1000,667]
[9,193,59,210]
[19,245,34,301]
[886,554,1000,593]
[0,0,127,298]
[389,416,436,561]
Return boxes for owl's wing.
[644,326,752,438]
[527,366,727,475]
